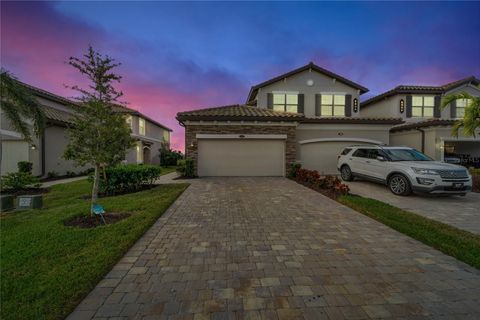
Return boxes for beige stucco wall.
[256,69,362,118]
[390,126,480,161]
[127,115,169,165]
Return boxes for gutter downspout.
[41,131,46,177]
[416,128,425,153]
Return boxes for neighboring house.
[361,76,480,164]
[0,80,171,176]
[177,62,402,176]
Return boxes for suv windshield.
[383,149,432,161]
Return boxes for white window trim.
[139,118,146,136]
[319,92,346,117]
[412,95,435,118]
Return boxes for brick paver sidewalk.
[68,178,480,319]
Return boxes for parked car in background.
[338,146,472,196]
[444,156,462,164]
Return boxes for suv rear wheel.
[340,165,353,181]
[388,174,411,196]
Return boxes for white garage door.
[197,139,285,177]
[1,141,30,174]
[300,141,378,175]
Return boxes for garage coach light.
[353,98,359,113]
[400,99,405,113]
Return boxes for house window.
[320,94,345,117]
[273,93,298,113]
[163,130,170,143]
[125,115,133,128]
[412,96,434,117]
[456,98,471,118]
[139,118,146,135]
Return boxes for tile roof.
[41,105,75,125]
[246,62,369,103]
[177,104,305,122]
[14,80,172,131]
[390,119,456,132]
[177,104,403,125]
[362,76,480,108]
[301,117,404,125]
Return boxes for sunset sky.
[2,1,479,151]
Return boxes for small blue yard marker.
[92,203,106,224]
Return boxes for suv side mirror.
[377,156,387,161]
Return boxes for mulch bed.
[2,188,50,197]
[64,212,132,228]
[292,179,343,200]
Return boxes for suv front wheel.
[388,174,411,196]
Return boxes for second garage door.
[197,139,285,177]
[300,140,378,175]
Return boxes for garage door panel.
[198,139,284,177]
[301,141,376,175]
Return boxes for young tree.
[0,69,45,171]
[64,46,135,214]
[442,92,480,137]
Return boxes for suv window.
[341,148,352,155]
[352,148,371,158]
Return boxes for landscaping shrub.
[287,163,302,178]
[99,164,162,195]
[160,145,183,166]
[290,167,349,199]
[1,172,41,192]
[17,161,33,174]
[47,171,59,179]
[176,158,195,178]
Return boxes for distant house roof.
[177,104,305,122]
[390,119,456,132]
[177,104,403,125]
[14,79,172,131]
[246,62,369,103]
[361,76,480,108]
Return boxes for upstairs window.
[125,115,133,128]
[163,130,170,143]
[273,93,298,113]
[320,94,345,117]
[412,96,434,117]
[456,98,471,118]
[139,118,146,136]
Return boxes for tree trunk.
[91,163,100,216]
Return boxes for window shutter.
[345,94,352,117]
[315,94,321,116]
[450,99,457,118]
[406,95,412,118]
[267,93,273,109]
[434,95,441,118]
[298,94,304,114]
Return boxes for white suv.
[337,145,472,196]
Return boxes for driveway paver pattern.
[346,180,480,234]
[68,178,480,319]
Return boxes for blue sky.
[2,1,479,149]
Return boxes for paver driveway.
[346,180,480,235]
[69,178,480,320]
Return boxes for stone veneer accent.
[185,124,297,175]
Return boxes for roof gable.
[246,62,369,102]
[362,76,480,108]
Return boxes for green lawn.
[1,180,189,320]
[160,166,178,176]
[339,195,480,269]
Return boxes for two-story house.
[1,80,172,176]
[177,62,403,176]
[361,76,480,164]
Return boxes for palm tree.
[442,92,480,137]
[0,69,45,172]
